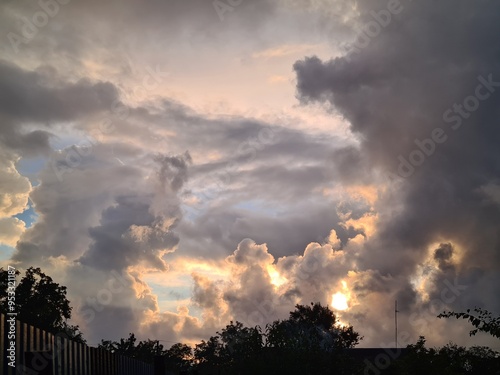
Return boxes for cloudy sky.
[1,0,500,350]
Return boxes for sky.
[1,0,499,350]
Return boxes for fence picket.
[0,314,154,375]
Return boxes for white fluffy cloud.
[0,217,26,246]
[0,154,31,218]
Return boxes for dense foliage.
[384,336,500,375]
[0,266,84,342]
[2,267,499,374]
[439,308,500,339]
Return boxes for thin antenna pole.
[395,300,398,349]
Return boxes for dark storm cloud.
[294,0,500,314]
[156,152,192,192]
[0,58,354,259]
[434,243,454,272]
[13,151,140,264]
[0,124,52,157]
[117,99,369,260]
[0,0,276,61]
[192,273,222,312]
[76,153,192,272]
[78,195,175,271]
[394,281,418,312]
[176,201,367,260]
[63,0,276,31]
[0,60,118,122]
[12,146,192,343]
[0,60,119,157]
[326,146,373,185]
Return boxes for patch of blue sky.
[15,157,45,186]
[186,305,202,320]
[181,189,221,220]
[50,131,91,151]
[233,199,279,216]
[15,129,91,185]
[148,281,190,302]
[182,204,205,222]
[183,193,280,221]
[0,245,15,262]
[147,278,202,319]
[14,199,38,228]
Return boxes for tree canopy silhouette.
[266,302,361,351]
[0,266,84,343]
[438,308,500,339]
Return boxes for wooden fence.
[1,313,154,375]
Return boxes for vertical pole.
[395,300,398,349]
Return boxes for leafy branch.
[438,308,500,339]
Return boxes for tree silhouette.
[264,302,361,374]
[194,321,263,374]
[290,301,336,329]
[438,308,500,339]
[390,336,500,375]
[99,333,181,364]
[194,335,224,370]
[267,302,361,351]
[0,266,84,343]
[165,343,193,372]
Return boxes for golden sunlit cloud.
[344,213,378,238]
[410,241,463,303]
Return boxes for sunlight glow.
[331,292,349,311]
[267,266,287,288]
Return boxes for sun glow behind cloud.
[331,292,348,311]
[267,265,288,288]
[331,279,352,311]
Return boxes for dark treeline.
[2,267,500,374]
[97,304,500,375]
[98,302,361,374]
